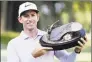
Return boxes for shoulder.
[7,35,21,46]
[38,29,47,35]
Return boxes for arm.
[54,36,87,62]
[7,42,20,62]
[7,41,37,62]
[54,50,77,62]
[31,42,53,58]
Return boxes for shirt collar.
[20,31,29,40]
[20,29,46,40]
[37,29,46,36]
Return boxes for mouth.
[27,22,33,25]
[28,24,33,26]
[26,23,33,26]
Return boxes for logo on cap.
[25,4,31,7]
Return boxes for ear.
[37,14,39,22]
[18,17,23,23]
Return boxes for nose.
[27,16,33,21]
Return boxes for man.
[7,2,87,62]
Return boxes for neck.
[24,28,38,38]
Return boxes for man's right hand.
[32,42,53,58]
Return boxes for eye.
[31,14,35,17]
[23,14,29,17]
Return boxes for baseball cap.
[18,2,39,17]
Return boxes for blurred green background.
[1,1,91,62]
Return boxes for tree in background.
[72,1,91,32]
[1,1,91,32]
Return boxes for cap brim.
[19,9,39,17]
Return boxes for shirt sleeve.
[54,50,77,62]
[7,41,37,62]
[7,41,20,62]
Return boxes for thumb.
[42,47,53,51]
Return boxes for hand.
[32,42,53,58]
[74,36,87,54]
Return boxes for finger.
[83,36,87,42]
[75,46,82,53]
[43,47,53,51]
[75,46,82,50]
[79,38,86,45]
[42,50,48,54]
[76,46,82,49]
[78,41,84,47]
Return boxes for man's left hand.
[74,36,87,53]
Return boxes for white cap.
[18,2,39,17]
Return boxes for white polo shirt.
[7,29,77,62]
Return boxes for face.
[18,10,39,31]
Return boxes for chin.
[28,27,34,31]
